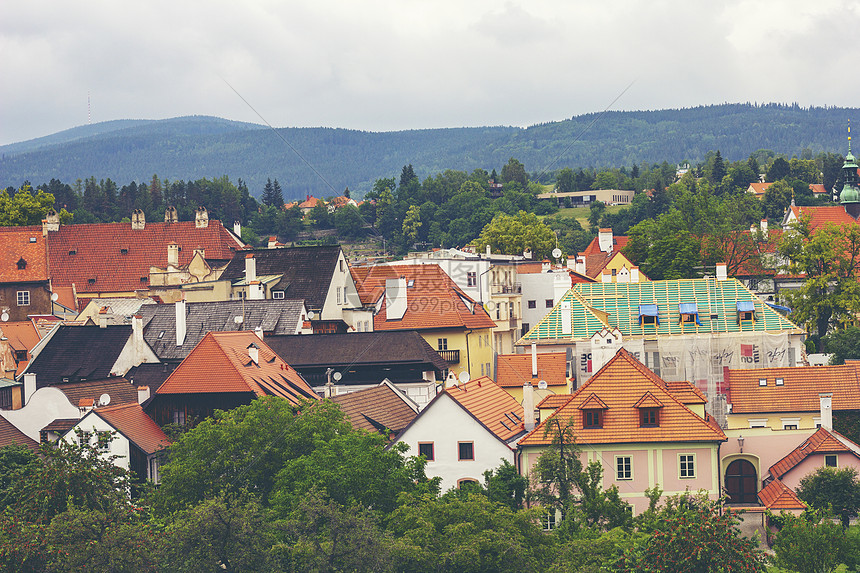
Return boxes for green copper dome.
[841,183,860,203]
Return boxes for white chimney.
[560,301,572,336]
[631,267,640,283]
[486,244,491,256]
[137,385,151,404]
[716,262,728,282]
[248,281,265,300]
[385,277,408,321]
[523,382,535,431]
[575,255,586,275]
[195,206,209,228]
[254,326,264,340]
[23,373,36,405]
[760,219,768,239]
[245,254,256,283]
[132,314,146,364]
[531,342,538,377]
[167,243,179,267]
[233,221,242,237]
[820,393,833,431]
[247,343,259,365]
[598,228,613,253]
[601,270,612,283]
[175,299,187,346]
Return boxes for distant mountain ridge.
[0,104,855,200]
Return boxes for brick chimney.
[195,206,209,228]
[164,206,178,223]
[131,209,145,230]
[167,243,179,267]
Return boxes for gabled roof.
[633,392,664,409]
[264,331,448,372]
[784,205,858,230]
[156,332,318,405]
[769,427,860,480]
[125,363,177,393]
[79,298,157,324]
[54,378,140,407]
[495,352,568,388]
[582,234,630,257]
[520,277,801,342]
[758,479,806,510]
[140,299,305,361]
[46,220,243,293]
[664,381,708,405]
[0,321,41,375]
[518,349,726,446]
[726,364,860,414]
[0,416,39,451]
[353,264,496,331]
[0,228,48,283]
[219,246,342,310]
[26,325,134,388]
[444,376,526,443]
[331,382,418,436]
[85,402,171,455]
[747,182,772,197]
[537,394,573,410]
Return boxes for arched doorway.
[725,459,758,504]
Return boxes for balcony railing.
[491,283,522,295]
[438,349,461,363]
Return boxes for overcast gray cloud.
[2,0,859,145]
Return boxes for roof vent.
[68,249,77,256]
[88,278,96,284]
[29,237,36,243]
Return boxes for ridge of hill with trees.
[1,103,856,199]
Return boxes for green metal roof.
[231,274,283,287]
[520,278,801,342]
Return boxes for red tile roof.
[665,381,708,405]
[758,479,806,510]
[93,402,171,454]
[331,382,417,436]
[445,376,525,443]
[0,228,48,283]
[157,331,318,405]
[748,182,772,197]
[496,352,568,388]
[537,394,573,410]
[353,264,496,331]
[0,416,39,451]
[582,234,630,257]
[809,184,828,196]
[726,365,860,414]
[0,321,41,375]
[769,427,860,480]
[45,220,243,293]
[788,205,859,230]
[519,349,726,446]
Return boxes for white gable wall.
[395,393,514,492]
[0,387,80,440]
[64,413,133,474]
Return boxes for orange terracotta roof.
[0,228,48,283]
[0,321,41,375]
[93,402,171,454]
[45,220,243,293]
[748,182,772,197]
[515,262,544,274]
[582,234,630,257]
[496,352,568,388]
[354,264,496,331]
[769,427,860,480]
[298,197,319,209]
[633,392,664,409]
[726,365,860,414]
[665,381,708,405]
[809,184,828,195]
[519,349,726,446]
[537,394,573,410]
[790,205,859,230]
[157,332,318,406]
[445,376,525,443]
[758,479,806,510]
[52,286,77,311]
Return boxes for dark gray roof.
[125,362,177,392]
[219,246,342,310]
[27,325,132,388]
[140,299,305,361]
[0,417,39,451]
[264,331,448,371]
[54,377,139,407]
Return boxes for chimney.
[486,244,491,256]
[195,206,209,228]
[164,206,178,223]
[523,382,535,431]
[631,267,640,283]
[385,277,408,321]
[245,254,257,283]
[601,270,612,283]
[324,381,335,398]
[247,343,259,365]
[716,262,728,282]
[531,342,538,377]
[575,255,586,275]
[248,281,265,300]
[175,299,187,346]
[137,385,150,404]
[131,209,145,230]
[598,228,613,253]
[268,236,277,249]
[167,243,179,267]
[750,224,757,236]
[541,260,551,272]
[820,392,833,431]
[560,301,572,336]
[98,306,109,328]
[23,373,36,405]
[254,326,264,340]
[132,314,145,364]
[233,221,241,237]
[760,219,768,239]
[42,209,60,236]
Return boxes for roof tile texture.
[726,364,860,414]
[445,376,525,443]
[331,383,417,435]
[496,352,568,388]
[0,228,48,283]
[769,427,860,480]
[758,479,806,510]
[94,402,171,454]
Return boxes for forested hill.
[0,104,855,199]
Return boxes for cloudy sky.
[2,0,858,146]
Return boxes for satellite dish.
[538,380,548,390]
[233,316,243,324]
[332,371,342,381]
[458,371,471,384]
[98,393,111,406]
[552,248,562,259]
[51,292,59,301]
[1,312,8,322]
[307,311,316,319]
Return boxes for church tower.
[840,122,860,218]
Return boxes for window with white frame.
[781,418,800,430]
[542,509,557,531]
[825,454,838,467]
[272,291,285,299]
[748,419,767,428]
[616,456,632,480]
[336,286,342,305]
[679,454,696,478]
[467,272,477,287]
[16,291,29,306]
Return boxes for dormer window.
[640,408,659,427]
[16,258,26,270]
[678,303,700,325]
[638,304,659,325]
[584,410,602,428]
[759,378,767,387]
[737,301,755,323]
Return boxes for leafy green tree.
[401,204,422,244]
[483,460,528,511]
[823,325,860,364]
[0,445,39,512]
[625,211,702,280]
[767,156,791,182]
[790,157,821,184]
[501,157,528,187]
[773,510,846,573]
[763,179,794,219]
[334,204,366,239]
[0,184,61,226]
[555,168,575,194]
[778,219,860,342]
[474,211,556,260]
[309,199,332,229]
[612,493,766,572]
[797,467,860,528]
